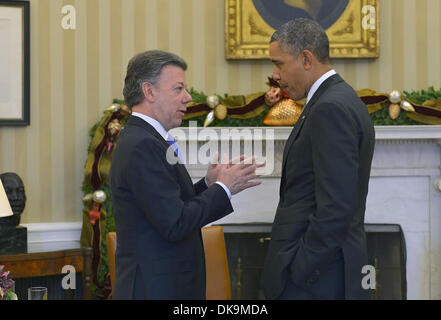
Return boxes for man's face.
[2,174,26,216]
[151,65,192,131]
[269,41,308,101]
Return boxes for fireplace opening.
[221,223,406,300]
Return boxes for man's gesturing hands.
[205,153,264,195]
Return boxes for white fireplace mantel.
[170,125,441,300]
[25,126,441,300]
[170,125,441,141]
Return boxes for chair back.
[106,227,231,300]
[106,231,117,297]
[202,225,232,300]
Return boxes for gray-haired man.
[110,50,262,299]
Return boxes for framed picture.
[0,0,30,126]
[225,0,379,59]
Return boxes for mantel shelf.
[170,126,441,142]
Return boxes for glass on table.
[28,287,48,300]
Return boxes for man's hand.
[205,152,224,187]
[216,155,264,195]
[205,153,246,186]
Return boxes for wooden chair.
[202,225,232,300]
[106,232,117,299]
[106,226,231,300]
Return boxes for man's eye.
[175,87,183,92]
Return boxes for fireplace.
[178,125,441,299]
[221,223,406,300]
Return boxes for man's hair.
[270,18,330,63]
[123,50,187,109]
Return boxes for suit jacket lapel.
[125,116,194,187]
[281,104,311,170]
[281,74,344,171]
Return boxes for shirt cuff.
[215,181,232,199]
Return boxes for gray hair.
[270,18,330,63]
[123,50,187,109]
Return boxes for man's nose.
[184,90,192,104]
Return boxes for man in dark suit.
[262,18,375,300]
[110,50,262,300]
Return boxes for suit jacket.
[109,116,233,300]
[262,74,375,300]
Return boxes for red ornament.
[265,87,282,106]
[89,202,101,225]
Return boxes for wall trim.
[22,222,82,244]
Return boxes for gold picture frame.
[225,0,379,59]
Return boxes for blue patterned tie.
[166,137,184,164]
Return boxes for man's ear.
[301,50,314,70]
[142,82,155,103]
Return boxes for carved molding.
[170,126,441,178]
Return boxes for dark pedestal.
[0,226,27,254]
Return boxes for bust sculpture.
[0,172,26,230]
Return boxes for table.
[0,242,92,300]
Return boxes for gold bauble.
[120,104,131,115]
[389,90,401,104]
[207,95,220,109]
[400,100,415,112]
[263,99,303,126]
[108,119,122,135]
[214,104,228,120]
[106,103,120,113]
[93,190,107,203]
[388,104,401,120]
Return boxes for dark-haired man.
[262,18,375,300]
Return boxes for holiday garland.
[80,85,441,299]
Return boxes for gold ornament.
[108,119,121,136]
[82,193,93,202]
[107,119,122,152]
[204,111,215,127]
[389,90,401,104]
[120,104,131,115]
[207,95,220,109]
[388,104,401,120]
[106,103,120,113]
[400,100,415,112]
[93,190,107,204]
[214,104,228,120]
[263,99,303,126]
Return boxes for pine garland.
[113,86,441,127]
[403,86,441,104]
